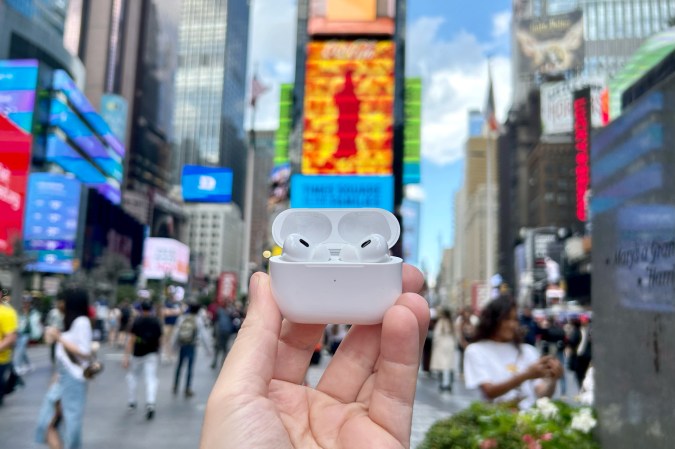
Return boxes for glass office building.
[172,0,250,210]
[513,0,675,102]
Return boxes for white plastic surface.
[269,208,403,324]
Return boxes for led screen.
[290,174,394,211]
[0,59,38,132]
[143,238,190,283]
[308,0,396,36]
[0,114,32,254]
[302,40,395,175]
[181,165,233,203]
[24,173,82,274]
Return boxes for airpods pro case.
[269,208,403,324]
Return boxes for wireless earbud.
[339,234,390,263]
[281,233,331,262]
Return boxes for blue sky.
[248,0,513,279]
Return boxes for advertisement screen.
[143,238,190,283]
[217,272,238,304]
[308,0,396,36]
[0,114,32,254]
[573,88,590,222]
[515,10,584,76]
[0,59,39,133]
[24,173,82,274]
[181,165,233,203]
[291,174,394,211]
[540,79,604,135]
[302,40,395,175]
[100,94,129,142]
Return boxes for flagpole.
[485,59,494,303]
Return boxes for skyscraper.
[172,0,250,212]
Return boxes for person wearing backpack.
[171,303,210,397]
[211,304,234,370]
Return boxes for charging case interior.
[269,208,403,324]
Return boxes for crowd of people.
[0,264,595,448]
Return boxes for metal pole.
[241,104,256,295]
[485,134,493,301]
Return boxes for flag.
[484,62,500,135]
[250,74,269,108]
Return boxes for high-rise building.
[249,130,275,270]
[172,0,251,212]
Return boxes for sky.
[247,0,513,279]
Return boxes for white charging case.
[269,208,403,325]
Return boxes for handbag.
[65,347,104,380]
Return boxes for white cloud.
[406,15,512,165]
[405,184,426,202]
[492,10,511,39]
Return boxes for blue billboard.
[24,173,82,274]
[290,175,394,211]
[0,59,38,132]
[181,165,233,203]
[100,94,129,142]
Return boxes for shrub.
[419,399,599,449]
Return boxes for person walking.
[171,303,211,397]
[0,285,18,407]
[161,296,181,362]
[46,298,65,366]
[123,301,162,420]
[36,287,93,448]
[211,304,234,370]
[430,308,456,392]
[14,295,43,375]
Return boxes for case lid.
[272,208,400,249]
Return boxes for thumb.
[214,273,282,396]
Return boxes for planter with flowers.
[419,398,599,449]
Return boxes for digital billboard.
[0,59,39,133]
[302,40,395,175]
[540,78,604,135]
[181,165,233,203]
[24,173,82,274]
[217,272,238,304]
[515,10,584,76]
[143,238,190,283]
[308,0,396,36]
[100,94,129,142]
[290,174,394,211]
[404,78,421,184]
[573,87,591,222]
[0,114,32,255]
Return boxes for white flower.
[535,397,559,419]
[571,408,597,433]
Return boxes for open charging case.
[269,208,403,324]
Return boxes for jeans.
[13,333,30,370]
[126,353,159,406]
[174,345,195,391]
[0,362,8,405]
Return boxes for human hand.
[200,264,429,449]
[544,357,563,379]
[44,326,60,344]
[525,357,553,380]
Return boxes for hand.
[525,357,553,380]
[44,326,60,344]
[200,265,429,449]
[544,357,564,379]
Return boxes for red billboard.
[302,40,395,175]
[0,114,32,254]
[573,88,590,222]
[217,272,238,304]
[308,0,396,36]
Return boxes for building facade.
[172,0,250,212]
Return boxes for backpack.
[177,315,197,345]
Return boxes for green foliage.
[419,400,600,449]
[116,284,138,304]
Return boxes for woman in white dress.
[430,308,455,392]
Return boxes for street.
[1,344,480,449]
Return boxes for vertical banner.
[573,87,591,222]
[217,272,238,304]
[0,115,32,254]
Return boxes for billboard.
[0,114,32,255]
[308,0,395,36]
[515,10,584,75]
[100,94,129,142]
[404,78,421,184]
[573,87,591,222]
[302,40,395,175]
[401,199,420,266]
[24,173,82,274]
[540,78,604,135]
[142,238,190,283]
[181,165,233,203]
[291,174,394,211]
[217,272,238,304]
[0,59,39,133]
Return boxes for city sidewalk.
[1,345,530,448]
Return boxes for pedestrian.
[211,303,234,369]
[430,308,455,392]
[161,295,181,362]
[46,298,65,366]
[107,304,120,347]
[171,303,211,397]
[14,295,43,375]
[0,285,18,407]
[200,266,429,448]
[567,315,592,389]
[454,307,476,377]
[464,295,563,410]
[36,286,93,449]
[123,301,162,420]
[117,299,133,349]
